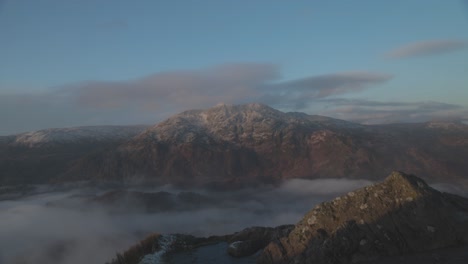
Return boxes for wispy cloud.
[384,40,468,59]
[71,63,279,111]
[1,63,282,134]
[262,72,393,109]
[277,72,392,97]
[2,62,466,134]
[320,98,468,124]
[66,65,391,113]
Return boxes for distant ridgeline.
[1,103,468,188]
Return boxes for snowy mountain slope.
[62,103,468,188]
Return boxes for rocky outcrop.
[258,171,468,264]
[227,225,294,258]
[107,233,231,264]
[107,172,468,264]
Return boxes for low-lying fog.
[0,179,465,264]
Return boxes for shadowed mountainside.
[1,103,468,187]
[0,125,148,185]
[63,103,468,187]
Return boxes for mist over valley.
[0,178,375,264]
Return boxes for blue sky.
[1,0,468,134]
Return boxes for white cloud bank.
[0,178,374,264]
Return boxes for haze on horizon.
[1,0,468,135]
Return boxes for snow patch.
[228,241,242,249]
[139,235,176,264]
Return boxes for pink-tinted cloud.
[273,71,392,97]
[320,99,468,124]
[69,65,391,113]
[71,63,279,111]
[6,62,466,135]
[384,39,467,59]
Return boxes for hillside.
[2,103,468,187]
[62,103,468,187]
[0,125,148,185]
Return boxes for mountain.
[0,125,148,185]
[2,103,468,187]
[10,125,148,147]
[258,171,468,263]
[108,172,468,264]
[62,103,468,187]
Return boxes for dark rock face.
[258,171,468,264]
[227,225,294,258]
[62,103,468,187]
[108,233,231,264]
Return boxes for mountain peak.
[58,104,468,187]
[148,103,292,142]
[258,172,468,264]
[206,102,280,114]
[384,171,430,192]
[212,102,270,109]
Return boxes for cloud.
[0,178,374,264]
[384,40,468,59]
[276,178,373,196]
[0,92,156,135]
[261,72,393,109]
[319,99,468,124]
[72,68,390,112]
[277,72,392,97]
[71,63,279,110]
[1,178,464,264]
[1,64,394,134]
[2,62,464,134]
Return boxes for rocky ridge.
[109,172,468,264]
[258,171,468,263]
